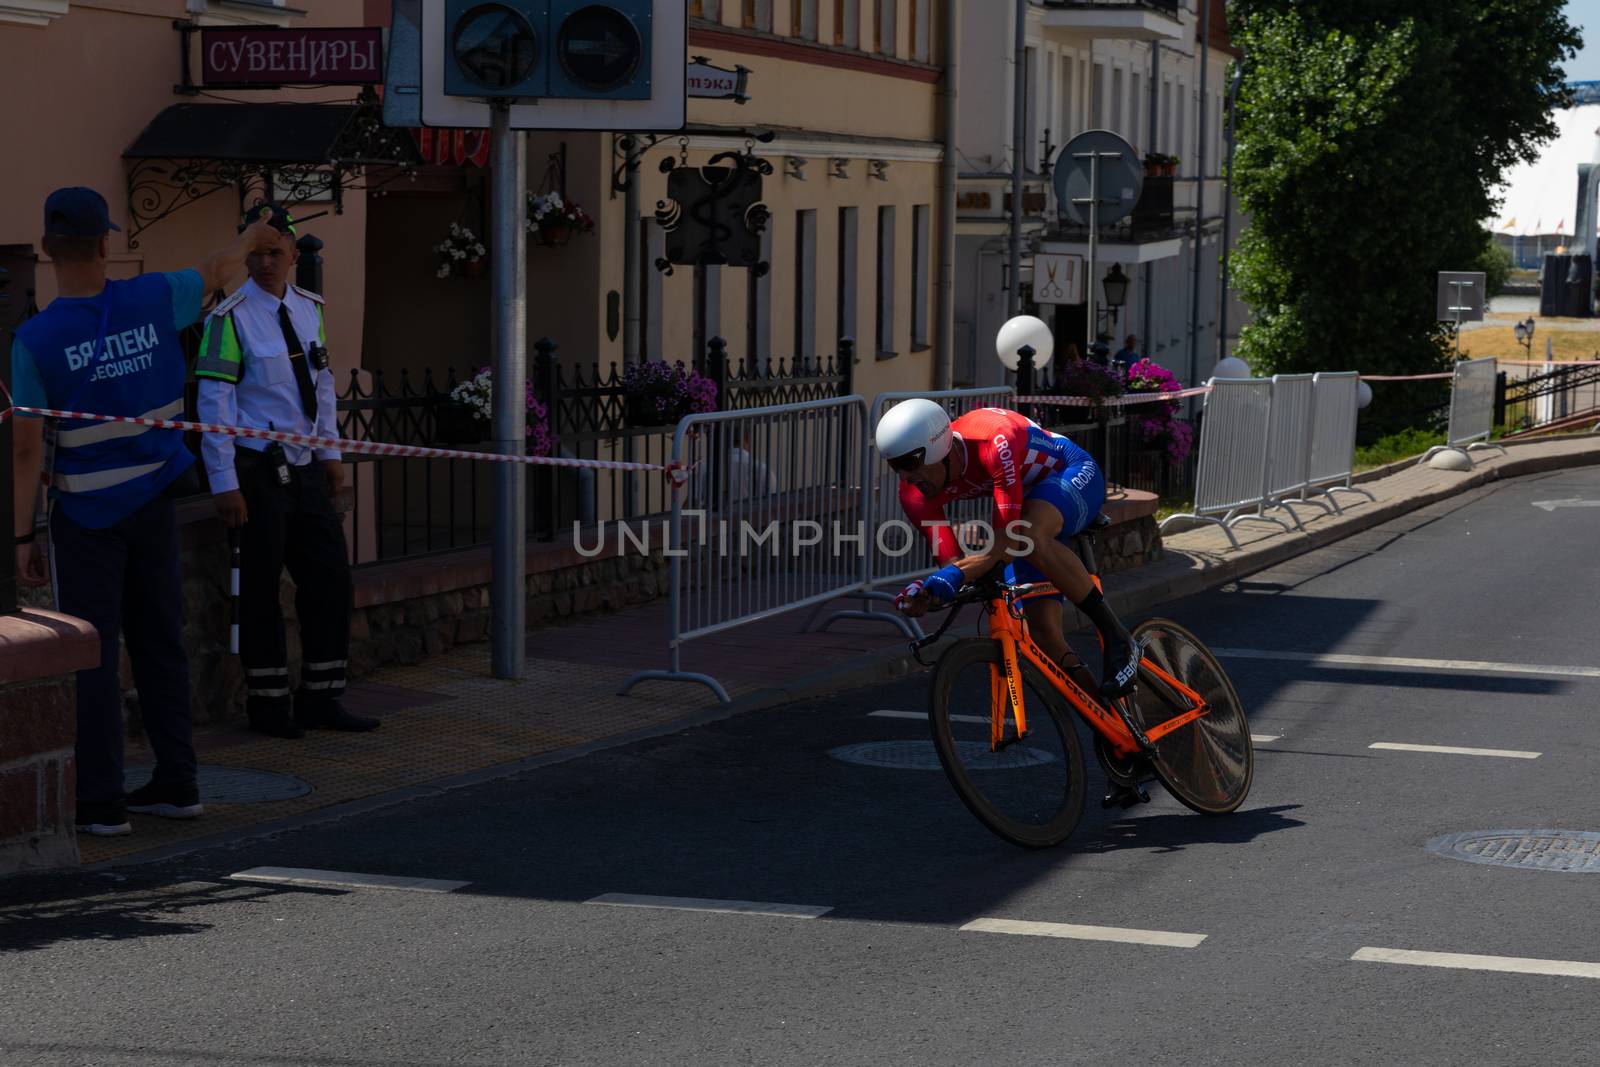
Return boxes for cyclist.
[879,400,1141,696]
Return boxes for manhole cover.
[829,740,1055,771]
[1426,830,1600,873]
[126,765,313,804]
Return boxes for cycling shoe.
[1099,636,1143,698]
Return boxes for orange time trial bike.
[908,532,1253,849]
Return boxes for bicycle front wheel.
[929,639,1088,849]
[1126,619,1253,815]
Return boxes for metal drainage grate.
[1425,830,1600,873]
[829,740,1056,772]
[126,765,313,804]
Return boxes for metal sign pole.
[490,101,528,680]
[1086,152,1099,354]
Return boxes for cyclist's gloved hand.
[894,580,924,611]
[923,564,965,604]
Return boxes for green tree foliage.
[1476,235,1514,299]
[1227,1,1578,438]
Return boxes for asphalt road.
[5,468,1600,1066]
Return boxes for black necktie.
[277,303,318,422]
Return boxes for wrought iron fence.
[1496,361,1600,434]
[337,336,854,565]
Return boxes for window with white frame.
[875,206,897,358]
[1024,47,1038,170]
[794,210,817,362]
[790,0,817,40]
[835,0,859,48]
[747,227,773,359]
[1112,67,1124,137]
[875,0,896,56]
[1092,62,1106,128]
[1131,72,1142,144]
[911,0,931,62]
[837,207,859,344]
[911,205,930,350]
[743,0,773,32]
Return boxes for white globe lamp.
[1211,355,1250,380]
[1356,379,1373,409]
[996,315,1055,371]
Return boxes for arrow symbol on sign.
[1532,499,1600,511]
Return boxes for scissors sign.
[1039,259,1067,300]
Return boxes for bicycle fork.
[989,633,1031,751]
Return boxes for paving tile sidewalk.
[86,433,1600,866]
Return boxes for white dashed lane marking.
[961,917,1207,949]
[587,894,832,919]
[1213,648,1600,681]
[229,867,470,893]
[1369,742,1541,759]
[1353,947,1600,980]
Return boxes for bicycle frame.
[985,582,1214,759]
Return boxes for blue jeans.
[51,494,196,804]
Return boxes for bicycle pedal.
[1100,784,1151,810]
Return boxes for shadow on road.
[0,874,277,955]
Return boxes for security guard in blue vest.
[196,204,378,739]
[10,187,283,836]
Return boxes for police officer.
[196,204,377,739]
[9,187,283,836]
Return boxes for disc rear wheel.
[1125,619,1253,815]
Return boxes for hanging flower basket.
[527,191,595,248]
[435,222,487,280]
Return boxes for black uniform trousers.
[51,493,197,805]
[235,450,353,716]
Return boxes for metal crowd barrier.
[1420,356,1507,465]
[1263,373,1324,528]
[813,386,1016,637]
[1160,378,1285,548]
[619,396,871,703]
[1163,372,1374,548]
[1307,372,1375,511]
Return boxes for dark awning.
[120,102,421,248]
[124,103,419,167]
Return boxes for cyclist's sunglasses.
[887,449,927,474]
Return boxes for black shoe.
[1100,634,1144,698]
[75,799,132,837]
[126,779,204,820]
[249,708,305,739]
[294,699,380,732]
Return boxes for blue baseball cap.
[44,187,120,237]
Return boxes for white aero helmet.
[876,398,953,470]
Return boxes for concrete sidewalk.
[86,432,1600,867]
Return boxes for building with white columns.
[954,0,1238,388]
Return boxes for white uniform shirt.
[197,277,340,494]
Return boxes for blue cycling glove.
[923,564,965,604]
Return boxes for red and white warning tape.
[1016,385,1214,407]
[0,401,689,484]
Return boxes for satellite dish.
[1052,130,1144,228]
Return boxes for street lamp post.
[1513,316,1535,359]
[1102,263,1130,334]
